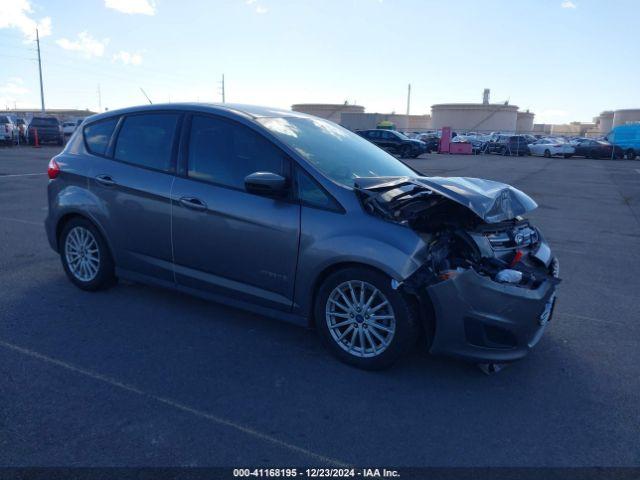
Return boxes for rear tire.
[400,145,411,158]
[625,149,635,160]
[314,266,419,370]
[59,218,116,291]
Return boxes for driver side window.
[187,114,288,190]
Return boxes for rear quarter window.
[84,118,119,156]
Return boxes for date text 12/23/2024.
[233,468,400,478]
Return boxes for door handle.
[179,196,207,211]
[95,174,116,186]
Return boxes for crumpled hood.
[354,176,538,223]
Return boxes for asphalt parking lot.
[1,145,639,468]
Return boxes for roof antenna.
[139,87,153,104]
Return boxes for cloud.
[56,32,109,58]
[243,0,268,13]
[0,0,52,41]
[0,78,29,95]
[112,51,143,65]
[561,1,577,8]
[104,0,156,15]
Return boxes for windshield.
[257,116,415,187]
[391,130,408,139]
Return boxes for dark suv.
[45,104,559,370]
[357,129,427,158]
[28,116,63,145]
[486,135,530,156]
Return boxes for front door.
[171,113,300,311]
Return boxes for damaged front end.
[356,176,560,363]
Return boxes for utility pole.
[36,28,45,113]
[97,84,102,112]
[220,74,226,103]
[406,83,411,116]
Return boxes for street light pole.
[36,28,45,113]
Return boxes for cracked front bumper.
[426,268,558,363]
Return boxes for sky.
[1,0,639,124]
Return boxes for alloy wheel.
[325,280,396,358]
[65,226,101,282]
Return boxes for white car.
[0,115,16,144]
[528,138,575,158]
[62,121,78,137]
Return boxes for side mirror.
[244,171,287,197]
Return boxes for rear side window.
[187,114,287,190]
[115,113,179,172]
[0,116,9,123]
[31,117,59,126]
[84,118,118,156]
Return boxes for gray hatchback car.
[45,103,560,370]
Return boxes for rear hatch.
[29,118,60,137]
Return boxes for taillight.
[48,158,60,179]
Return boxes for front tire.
[544,149,551,158]
[626,149,636,160]
[59,218,116,291]
[314,266,419,370]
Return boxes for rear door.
[171,113,300,311]
[87,111,181,281]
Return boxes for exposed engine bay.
[355,176,561,289]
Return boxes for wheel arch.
[307,261,393,329]
[55,212,115,263]
[305,260,430,340]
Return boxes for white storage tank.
[598,111,614,133]
[516,111,535,133]
[431,103,519,133]
[612,109,640,127]
[291,103,364,124]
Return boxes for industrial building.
[340,112,431,132]
[291,102,431,132]
[291,103,364,124]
